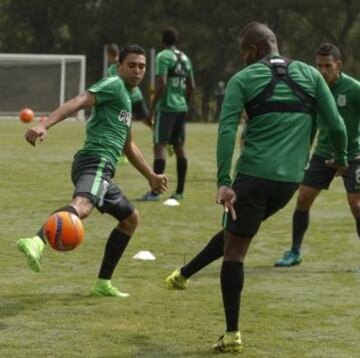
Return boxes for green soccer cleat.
[212,331,243,353]
[17,236,44,273]
[170,192,184,201]
[137,191,160,201]
[118,156,129,165]
[91,279,129,298]
[165,268,189,290]
[274,250,302,267]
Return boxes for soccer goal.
[0,53,86,119]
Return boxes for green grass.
[1,120,360,357]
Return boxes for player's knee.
[296,193,313,210]
[348,198,360,217]
[71,196,93,219]
[118,209,140,233]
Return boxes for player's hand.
[325,159,348,176]
[216,186,237,220]
[25,124,47,146]
[149,174,168,194]
[145,110,154,128]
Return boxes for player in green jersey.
[139,27,195,201]
[166,23,348,352]
[275,43,360,267]
[17,45,168,297]
[106,43,149,167]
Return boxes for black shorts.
[71,153,134,221]
[224,175,299,238]
[154,111,186,145]
[303,154,360,193]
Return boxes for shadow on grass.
[0,292,94,320]
[123,333,222,358]
[246,265,360,275]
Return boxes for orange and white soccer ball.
[43,211,84,251]
[19,108,34,123]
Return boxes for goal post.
[0,53,86,119]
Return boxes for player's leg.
[92,183,138,297]
[343,159,360,238]
[171,112,187,200]
[166,230,224,289]
[214,177,298,352]
[275,154,335,267]
[17,154,99,272]
[138,111,174,201]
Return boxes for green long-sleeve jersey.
[315,72,360,160]
[217,55,348,187]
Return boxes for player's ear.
[336,60,343,71]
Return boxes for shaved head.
[239,22,278,65]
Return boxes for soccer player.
[165,23,348,352]
[275,43,360,267]
[17,45,168,297]
[139,27,195,201]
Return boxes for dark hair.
[239,21,277,48]
[316,42,342,60]
[119,45,146,63]
[162,27,179,46]
[106,43,120,57]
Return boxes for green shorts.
[71,153,134,221]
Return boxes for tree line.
[1,0,360,121]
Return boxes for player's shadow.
[0,292,92,321]
[123,333,224,357]
[245,265,360,275]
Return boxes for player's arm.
[146,75,166,127]
[314,71,348,168]
[25,92,95,146]
[123,129,168,194]
[186,64,195,106]
[216,76,244,219]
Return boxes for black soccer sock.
[176,157,188,194]
[98,229,131,280]
[291,209,309,254]
[153,158,166,174]
[356,217,360,238]
[221,261,244,332]
[181,230,224,278]
[152,158,166,195]
[36,205,79,244]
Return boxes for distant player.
[17,45,168,297]
[275,43,360,267]
[139,27,195,201]
[165,23,347,352]
[106,43,149,121]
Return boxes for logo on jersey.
[337,94,347,107]
[118,110,131,127]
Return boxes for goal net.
[0,53,86,119]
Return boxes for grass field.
[1,120,360,357]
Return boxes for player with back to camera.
[138,27,195,202]
[275,43,360,267]
[165,22,348,352]
[17,45,168,297]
